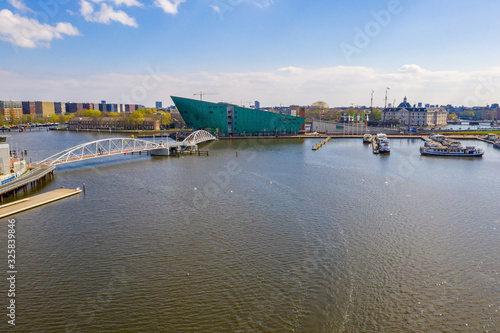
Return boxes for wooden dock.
[312,137,331,150]
[180,150,209,156]
[372,141,380,154]
[477,137,496,144]
[0,188,81,219]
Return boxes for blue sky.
[1,0,500,107]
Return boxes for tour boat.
[424,139,440,147]
[485,134,498,141]
[420,145,484,157]
[363,134,372,143]
[429,134,445,143]
[378,138,391,153]
[442,140,463,148]
[375,133,390,153]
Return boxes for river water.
[1,130,499,332]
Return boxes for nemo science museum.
[171,96,305,137]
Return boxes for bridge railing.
[34,131,218,167]
[182,130,218,146]
[35,138,162,166]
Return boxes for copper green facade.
[172,96,305,136]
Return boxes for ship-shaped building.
[171,96,305,136]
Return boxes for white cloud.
[155,0,186,15]
[0,9,80,48]
[210,5,221,13]
[90,0,144,7]
[6,0,31,13]
[80,0,138,27]
[1,65,500,107]
[399,64,425,74]
[253,0,273,9]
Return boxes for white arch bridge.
[35,130,217,166]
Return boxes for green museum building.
[171,96,305,136]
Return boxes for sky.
[1,0,500,108]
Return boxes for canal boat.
[424,139,440,147]
[429,134,445,143]
[374,133,390,153]
[493,140,500,149]
[442,140,463,148]
[420,145,484,157]
[485,134,498,141]
[378,138,391,153]
[363,134,372,143]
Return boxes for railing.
[0,166,55,195]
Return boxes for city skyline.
[1,0,500,107]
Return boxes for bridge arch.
[36,138,161,166]
[182,130,218,145]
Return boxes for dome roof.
[398,96,411,108]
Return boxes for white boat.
[378,138,391,153]
[150,148,171,156]
[363,134,372,143]
[485,134,498,141]
[493,141,500,149]
[420,145,484,157]
[429,134,446,143]
[442,140,463,148]
[424,139,440,147]
[374,133,390,153]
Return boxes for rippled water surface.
[1,131,499,332]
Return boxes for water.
[1,131,499,332]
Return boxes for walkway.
[0,188,81,219]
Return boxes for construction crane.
[193,92,218,101]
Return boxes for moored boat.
[493,141,500,149]
[424,139,440,147]
[420,145,484,157]
[429,134,445,143]
[363,134,372,143]
[485,134,498,141]
[375,133,390,153]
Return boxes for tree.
[346,108,356,117]
[371,109,382,121]
[461,110,475,119]
[48,114,59,123]
[84,109,101,118]
[137,108,156,116]
[155,111,172,127]
[447,113,458,120]
[311,101,329,120]
[7,107,15,125]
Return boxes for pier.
[0,165,55,201]
[312,137,331,150]
[372,140,380,154]
[0,188,81,219]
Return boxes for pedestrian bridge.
[35,130,217,166]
